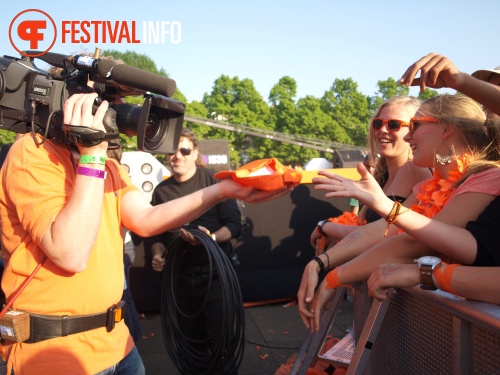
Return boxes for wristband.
[79,155,106,165]
[76,166,107,179]
[312,256,325,273]
[211,233,216,241]
[325,268,349,289]
[432,263,459,295]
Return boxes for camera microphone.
[71,55,117,78]
[108,64,177,97]
[71,55,176,97]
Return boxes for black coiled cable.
[161,229,245,375]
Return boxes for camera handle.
[61,107,119,147]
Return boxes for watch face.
[418,256,441,266]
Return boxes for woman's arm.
[313,163,495,264]
[368,263,500,305]
[400,52,500,117]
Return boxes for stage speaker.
[332,149,366,168]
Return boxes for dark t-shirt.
[467,195,500,267]
[149,167,242,266]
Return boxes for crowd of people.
[0,51,499,375]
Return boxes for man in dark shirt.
[150,128,242,374]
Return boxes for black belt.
[26,301,125,343]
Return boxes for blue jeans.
[95,346,145,375]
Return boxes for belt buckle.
[106,300,126,332]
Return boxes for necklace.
[410,156,469,218]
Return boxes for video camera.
[0,49,185,154]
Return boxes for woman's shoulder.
[456,167,500,195]
[390,160,431,191]
[402,160,433,182]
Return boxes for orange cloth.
[215,158,302,191]
[0,135,136,374]
[325,268,349,289]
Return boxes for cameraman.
[0,93,290,375]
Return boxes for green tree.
[375,78,410,101]
[277,95,350,166]
[320,78,370,146]
[203,75,271,166]
[0,131,17,147]
[418,88,440,101]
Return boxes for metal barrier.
[292,284,500,375]
[367,286,500,375]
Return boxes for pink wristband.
[76,166,107,179]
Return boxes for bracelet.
[79,155,106,165]
[384,201,409,237]
[211,233,216,241]
[324,251,330,270]
[76,166,107,179]
[312,256,325,273]
[433,263,459,295]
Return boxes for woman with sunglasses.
[298,94,500,331]
[311,96,431,252]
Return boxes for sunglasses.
[372,118,410,132]
[409,117,440,134]
[167,148,192,156]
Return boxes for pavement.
[135,299,354,375]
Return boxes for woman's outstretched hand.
[312,162,386,212]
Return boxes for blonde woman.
[311,96,431,253]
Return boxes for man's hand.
[218,179,292,204]
[179,226,211,246]
[63,93,109,153]
[151,243,166,273]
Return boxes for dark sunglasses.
[167,148,192,156]
[372,118,410,132]
[409,117,440,134]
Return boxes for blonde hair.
[418,95,500,184]
[368,96,422,187]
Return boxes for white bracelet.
[211,233,216,241]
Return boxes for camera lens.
[143,106,168,149]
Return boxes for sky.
[2,1,500,103]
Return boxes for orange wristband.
[325,269,349,289]
[433,263,459,295]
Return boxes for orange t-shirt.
[0,135,137,374]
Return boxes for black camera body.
[0,51,185,154]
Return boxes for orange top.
[0,135,137,374]
[214,158,302,191]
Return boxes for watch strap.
[419,264,437,290]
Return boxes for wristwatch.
[317,219,329,236]
[417,256,442,290]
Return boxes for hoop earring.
[435,147,452,165]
